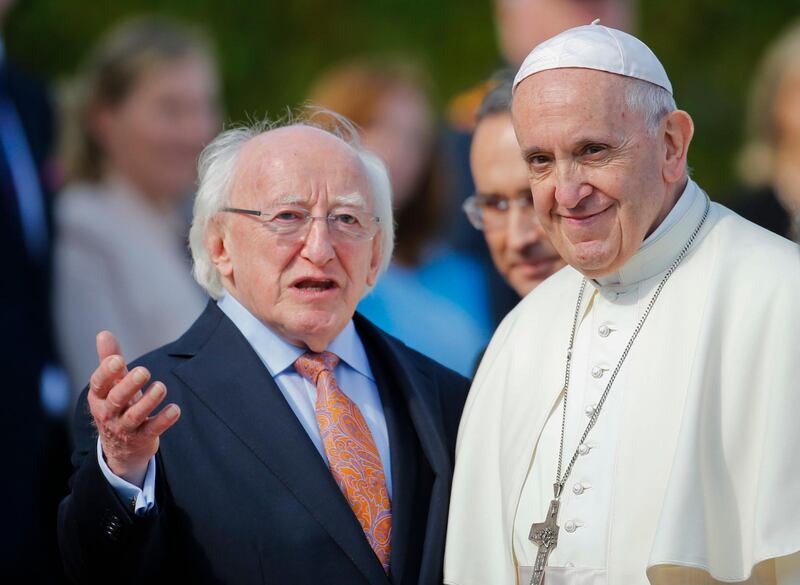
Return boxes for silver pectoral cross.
[528,484,562,585]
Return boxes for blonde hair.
[737,20,800,186]
[307,57,449,267]
[60,16,214,183]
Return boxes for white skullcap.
[513,20,673,95]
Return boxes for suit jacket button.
[102,510,122,542]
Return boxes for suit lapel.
[169,303,389,585]
[356,315,452,585]
[365,342,416,585]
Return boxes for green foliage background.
[7,0,800,200]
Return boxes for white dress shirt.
[99,292,393,514]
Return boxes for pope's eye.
[584,144,606,155]
[528,155,551,167]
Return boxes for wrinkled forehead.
[511,68,637,138]
[515,68,628,108]
[230,127,373,208]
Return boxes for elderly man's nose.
[301,218,336,264]
[553,164,592,209]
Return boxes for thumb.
[96,330,123,363]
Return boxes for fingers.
[91,371,175,435]
[141,403,181,437]
[90,331,126,399]
[121,381,166,430]
[105,367,151,414]
[89,354,129,399]
[86,335,180,477]
[96,330,122,363]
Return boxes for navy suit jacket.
[1,62,56,390]
[59,302,470,585]
[0,61,66,581]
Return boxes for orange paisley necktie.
[295,351,392,573]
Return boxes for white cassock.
[444,179,800,585]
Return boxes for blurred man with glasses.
[464,70,565,297]
[59,116,470,585]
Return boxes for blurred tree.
[6,0,800,199]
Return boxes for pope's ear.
[206,216,233,278]
[662,110,694,184]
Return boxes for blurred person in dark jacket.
[733,19,800,241]
[0,0,71,581]
[54,17,220,400]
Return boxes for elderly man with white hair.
[58,116,470,585]
[445,22,800,585]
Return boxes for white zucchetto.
[513,20,673,95]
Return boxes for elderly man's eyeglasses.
[221,206,381,241]
[462,193,539,231]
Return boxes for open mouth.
[293,279,337,292]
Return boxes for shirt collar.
[217,292,374,381]
[592,178,708,289]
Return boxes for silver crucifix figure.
[528,484,562,585]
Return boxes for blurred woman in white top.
[54,16,220,399]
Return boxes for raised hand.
[87,331,181,487]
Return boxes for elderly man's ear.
[206,217,233,279]
[366,235,382,288]
[662,110,694,184]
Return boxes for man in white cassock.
[444,22,800,585]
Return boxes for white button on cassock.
[584,404,596,417]
[598,324,611,338]
[572,483,585,495]
[591,366,604,379]
[578,443,591,456]
[565,520,577,533]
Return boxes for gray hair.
[623,78,690,176]
[623,76,677,135]
[476,68,516,123]
[188,111,395,299]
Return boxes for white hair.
[188,111,395,300]
[622,77,692,176]
[623,77,677,135]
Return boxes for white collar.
[593,179,707,289]
[217,292,374,380]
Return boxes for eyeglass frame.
[220,206,381,241]
[462,192,539,231]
